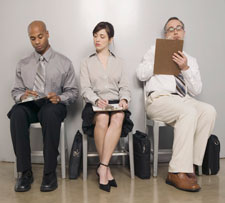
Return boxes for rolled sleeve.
[182,56,202,96]
[58,62,79,105]
[118,63,131,103]
[11,61,26,103]
[136,46,155,82]
[80,59,100,105]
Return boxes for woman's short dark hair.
[93,22,114,39]
[164,17,185,33]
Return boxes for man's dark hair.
[93,22,114,39]
[164,17,185,33]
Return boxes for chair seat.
[146,119,166,127]
[30,123,42,128]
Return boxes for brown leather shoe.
[187,173,197,183]
[166,172,201,192]
[187,165,198,183]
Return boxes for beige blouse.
[80,52,131,105]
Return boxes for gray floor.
[0,160,225,203]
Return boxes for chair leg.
[146,125,153,177]
[64,122,69,169]
[153,123,159,177]
[82,133,88,180]
[128,132,135,179]
[14,158,17,178]
[120,138,126,166]
[60,123,66,179]
[198,166,202,176]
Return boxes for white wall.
[0,0,225,162]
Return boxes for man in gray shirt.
[7,21,78,192]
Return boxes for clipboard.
[92,104,123,112]
[18,95,47,104]
[153,39,183,76]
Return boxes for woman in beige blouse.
[80,22,132,192]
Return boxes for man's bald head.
[28,21,50,55]
[28,21,47,34]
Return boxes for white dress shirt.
[136,45,202,96]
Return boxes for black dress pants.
[7,101,67,174]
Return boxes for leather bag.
[133,130,151,179]
[69,130,82,179]
[202,134,220,175]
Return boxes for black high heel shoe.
[108,166,117,187]
[96,163,111,192]
[109,179,117,187]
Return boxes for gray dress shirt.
[80,52,131,105]
[11,47,79,105]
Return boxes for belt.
[147,91,179,97]
[147,91,154,97]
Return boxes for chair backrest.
[143,81,148,103]
[142,81,149,133]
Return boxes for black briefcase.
[68,130,82,179]
[133,130,151,179]
[202,134,220,175]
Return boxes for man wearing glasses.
[136,17,216,192]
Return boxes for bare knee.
[95,113,109,129]
[110,112,125,127]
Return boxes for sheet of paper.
[153,39,183,76]
[18,95,47,104]
[92,104,123,112]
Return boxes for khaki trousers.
[146,91,216,173]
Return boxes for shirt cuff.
[15,93,24,103]
[90,96,100,105]
[181,68,192,79]
[58,95,68,105]
[120,96,131,104]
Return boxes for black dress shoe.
[40,172,58,192]
[15,170,33,192]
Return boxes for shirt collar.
[89,50,116,58]
[34,46,53,63]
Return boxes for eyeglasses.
[166,25,184,33]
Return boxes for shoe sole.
[40,184,58,192]
[15,185,31,192]
[166,179,201,192]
